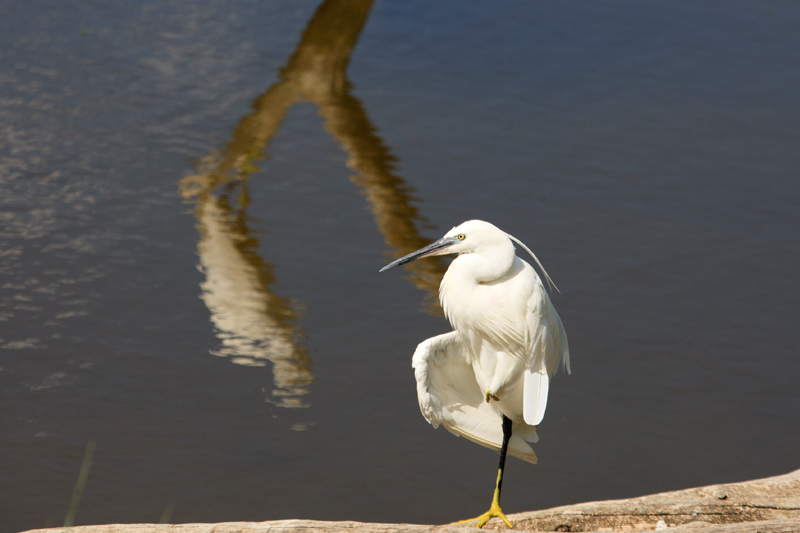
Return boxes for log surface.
[500,467,800,532]
[20,469,800,533]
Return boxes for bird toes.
[485,390,500,403]
[453,504,514,529]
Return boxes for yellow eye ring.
[457,233,466,240]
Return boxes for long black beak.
[379,237,458,272]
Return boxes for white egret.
[380,220,570,529]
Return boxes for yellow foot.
[485,390,500,403]
[453,502,513,529]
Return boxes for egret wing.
[413,332,538,463]
[523,362,549,426]
[523,280,570,426]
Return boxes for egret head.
[380,219,559,293]
[379,220,507,272]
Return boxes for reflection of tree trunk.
[285,0,448,308]
[313,90,447,310]
[189,184,313,408]
[281,0,375,95]
[186,0,447,304]
[180,0,449,407]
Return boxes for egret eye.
[457,234,466,240]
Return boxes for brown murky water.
[1,1,799,532]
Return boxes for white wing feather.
[523,362,549,426]
[522,274,570,426]
[413,331,538,463]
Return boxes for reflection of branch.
[284,0,448,311]
[183,176,313,408]
[191,0,446,309]
[181,0,449,405]
[314,90,448,312]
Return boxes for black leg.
[495,414,513,502]
[453,414,515,528]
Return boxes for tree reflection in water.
[180,0,446,408]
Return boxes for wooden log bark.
[499,467,800,532]
[20,469,799,533]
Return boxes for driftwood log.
[21,469,800,533]
[502,467,800,532]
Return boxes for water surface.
[1,1,798,532]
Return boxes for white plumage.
[381,219,570,528]
[412,332,540,463]
[410,220,568,462]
